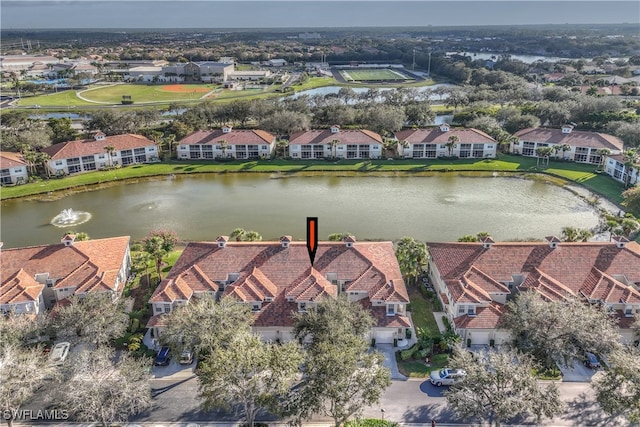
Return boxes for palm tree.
[558,143,571,160]
[445,135,459,157]
[20,145,37,176]
[561,227,579,242]
[536,146,553,168]
[275,139,288,159]
[164,134,176,160]
[329,139,339,159]
[220,139,228,158]
[623,148,638,188]
[36,152,51,177]
[230,228,246,242]
[243,231,263,241]
[596,148,611,172]
[104,146,116,168]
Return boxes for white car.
[430,368,467,386]
[48,342,70,366]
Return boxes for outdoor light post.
[381,408,385,423]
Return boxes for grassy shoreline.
[1,155,627,207]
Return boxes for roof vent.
[612,235,629,249]
[545,235,560,249]
[561,124,573,134]
[94,131,106,141]
[480,236,495,249]
[343,235,356,248]
[439,123,450,132]
[330,125,340,133]
[280,235,292,248]
[222,125,232,133]
[61,233,76,246]
[216,235,229,248]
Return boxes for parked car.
[430,368,467,386]
[584,352,601,369]
[48,342,70,366]
[179,348,193,365]
[154,347,171,366]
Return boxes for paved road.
[125,377,629,426]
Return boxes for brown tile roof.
[150,240,408,327]
[429,241,640,306]
[289,129,383,145]
[1,236,130,304]
[0,269,44,305]
[514,128,624,151]
[454,302,504,329]
[146,314,168,328]
[395,128,496,144]
[0,152,28,169]
[178,129,275,146]
[42,134,155,160]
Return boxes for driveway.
[376,343,406,380]
[152,358,197,380]
[559,358,598,382]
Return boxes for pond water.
[0,174,601,248]
[288,83,455,100]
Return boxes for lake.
[0,174,601,248]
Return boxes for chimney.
[330,125,340,134]
[343,235,356,248]
[93,131,106,141]
[280,235,292,248]
[612,235,629,249]
[561,124,573,134]
[480,236,495,249]
[216,235,229,248]
[439,123,450,132]
[545,236,560,249]
[61,233,76,246]
[222,125,232,133]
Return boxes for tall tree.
[622,185,640,216]
[47,117,78,144]
[445,135,459,157]
[289,296,391,427]
[56,347,151,427]
[591,346,640,423]
[161,295,254,357]
[500,292,621,369]
[445,348,563,427]
[104,145,116,168]
[198,332,302,427]
[0,344,57,427]
[53,293,129,347]
[395,237,428,286]
[142,229,178,280]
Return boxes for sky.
[1,1,639,30]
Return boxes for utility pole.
[427,51,432,76]
[412,48,416,71]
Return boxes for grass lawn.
[1,155,628,207]
[408,287,440,336]
[397,352,449,378]
[80,83,217,103]
[15,90,96,107]
[341,69,411,82]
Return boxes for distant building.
[228,70,272,81]
[299,32,321,40]
[177,125,276,160]
[266,59,287,67]
[288,125,384,159]
[0,55,60,73]
[396,124,497,159]
[0,152,29,186]
[161,61,234,83]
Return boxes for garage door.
[374,329,395,344]
[471,332,490,345]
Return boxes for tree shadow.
[402,403,463,425]
[562,391,627,426]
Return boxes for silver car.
[430,368,467,386]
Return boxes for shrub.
[417,348,431,359]
[400,344,418,360]
[406,328,412,339]
[344,420,399,427]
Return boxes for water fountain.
[50,208,92,228]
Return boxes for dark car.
[154,347,171,366]
[584,352,601,369]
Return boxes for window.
[412,144,424,158]
[202,145,214,159]
[575,147,588,163]
[134,148,146,163]
[236,145,248,159]
[458,305,465,314]
[252,303,261,312]
[298,302,307,312]
[387,304,395,315]
[261,145,268,150]
[189,145,201,159]
[472,144,484,158]
[346,144,358,158]
[247,145,259,158]
[155,306,163,313]
[522,142,535,156]
[82,155,96,171]
[468,306,476,316]
[424,144,437,158]
[55,161,64,166]
[459,144,471,158]
[163,304,171,313]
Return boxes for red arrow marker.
[307,217,318,266]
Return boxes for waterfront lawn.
[1,155,627,204]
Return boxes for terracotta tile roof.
[0,269,44,304]
[1,236,130,304]
[454,302,504,329]
[359,299,412,328]
[146,314,168,328]
[0,152,28,168]
[289,129,383,145]
[395,128,496,144]
[178,129,275,146]
[150,240,407,327]
[42,134,155,160]
[428,241,640,306]
[514,128,624,151]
